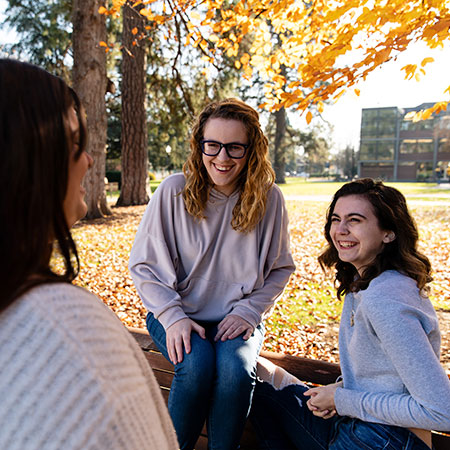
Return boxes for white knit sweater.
[0,283,178,450]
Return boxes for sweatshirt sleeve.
[129,180,188,329]
[335,296,450,431]
[230,186,295,326]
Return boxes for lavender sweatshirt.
[129,173,295,330]
[335,270,450,431]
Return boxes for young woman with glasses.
[250,179,450,450]
[129,98,295,449]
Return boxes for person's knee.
[216,355,255,395]
[174,338,215,386]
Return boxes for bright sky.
[318,42,450,151]
[1,1,449,152]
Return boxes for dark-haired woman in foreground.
[0,59,177,449]
[251,178,450,449]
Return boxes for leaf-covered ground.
[72,201,450,373]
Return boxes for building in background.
[358,103,450,181]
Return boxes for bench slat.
[142,351,174,373]
[152,369,175,389]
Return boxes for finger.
[242,327,253,340]
[215,321,233,341]
[174,336,184,364]
[167,339,177,365]
[217,317,230,332]
[323,410,336,420]
[316,409,332,418]
[214,327,225,342]
[306,399,318,412]
[304,388,319,397]
[182,330,191,355]
[221,325,237,341]
[225,327,241,341]
[192,323,206,339]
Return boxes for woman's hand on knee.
[166,318,206,364]
[214,314,254,342]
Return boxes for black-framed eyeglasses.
[200,140,249,159]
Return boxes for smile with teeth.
[213,163,233,173]
[339,241,357,248]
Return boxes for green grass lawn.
[112,176,450,201]
[277,177,450,199]
[149,179,161,192]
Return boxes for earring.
[383,232,395,243]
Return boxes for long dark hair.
[0,59,87,311]
[183,98,275,232]
[318,178,432,298]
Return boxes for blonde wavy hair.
[182,98,275,233]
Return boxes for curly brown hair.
[318,178,432,298]
[183,98,275,233]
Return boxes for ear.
[382,231,396,243]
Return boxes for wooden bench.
[128,327,450,450]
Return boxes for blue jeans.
[250,381,432,450]
[147,313,264,450]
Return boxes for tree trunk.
[72,0,111,218]
[273,107,286,184]
[117,1,149,206]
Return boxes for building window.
[417,162,433,181]
[439,138,450,153]
[360,141,395,160]
[377,142,395,159]
[360,142,376,160]
[400,139,433,154]
[361,108,397,139]
[377,110,397,138]
[361,110,379,138]
[401,117,434,131]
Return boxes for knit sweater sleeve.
[0,283,178,450]
[335,280,450,431]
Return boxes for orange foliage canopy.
[103,0,450,120]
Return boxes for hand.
[304,382,342,419]
[166,318,205,365]
[214,314,254,342]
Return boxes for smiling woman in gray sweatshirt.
[129,99,295,450]
[251,178,450,450]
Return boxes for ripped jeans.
[250,381,432,450]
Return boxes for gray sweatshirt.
[129,173,295,330]
[335,270,450,431]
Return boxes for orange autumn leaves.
[70,202,450,368]
[100,0,450,120]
